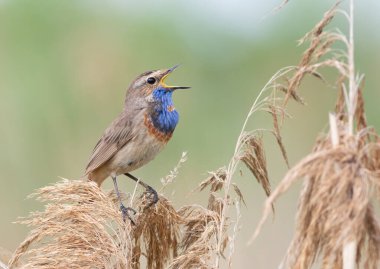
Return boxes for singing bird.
[85,65,189,221]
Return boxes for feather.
[85,114,134,174]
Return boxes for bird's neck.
[149,88,179,134]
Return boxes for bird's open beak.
[160,65,191,90]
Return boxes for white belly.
[108,133,165,177]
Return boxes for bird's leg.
[124,173,159,208]
[112,176,136,224]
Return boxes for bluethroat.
[85,65,189,222]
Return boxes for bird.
[85,65,189,222]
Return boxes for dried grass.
[282,2,342,106]
[252,1,380,268]
[8,180,186,269]
[9,179,134,269]
[168,205,221,269]
[132,197,181,269]
[253,112,380,268]
[8,147,241,269]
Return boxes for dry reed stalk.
[160,152,188,190]
[252,1,380,268]
[239,134,270,197]
[8,179,187,269]
[196,108,290,268]
[168,205,221,269]
[9,179,134,269]
[202,61,302,267]
[194,60,302,267]
[132,196,181,269]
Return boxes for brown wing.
[85,115,133,174]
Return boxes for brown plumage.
[85,65,189,221]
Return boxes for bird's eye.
[147,77,156,84]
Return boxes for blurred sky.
[0,0,379,268]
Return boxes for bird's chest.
[144,103,179,142]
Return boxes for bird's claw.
[144,186,159,209]
[120,204,136,225]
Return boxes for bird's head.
[126,65,190,104]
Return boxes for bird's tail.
[85,171,106,186]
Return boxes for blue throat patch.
[150,87,179,134]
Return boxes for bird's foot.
[120,204,136,225]
[144,186,159,209]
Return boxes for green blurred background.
[0,0,379,267]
